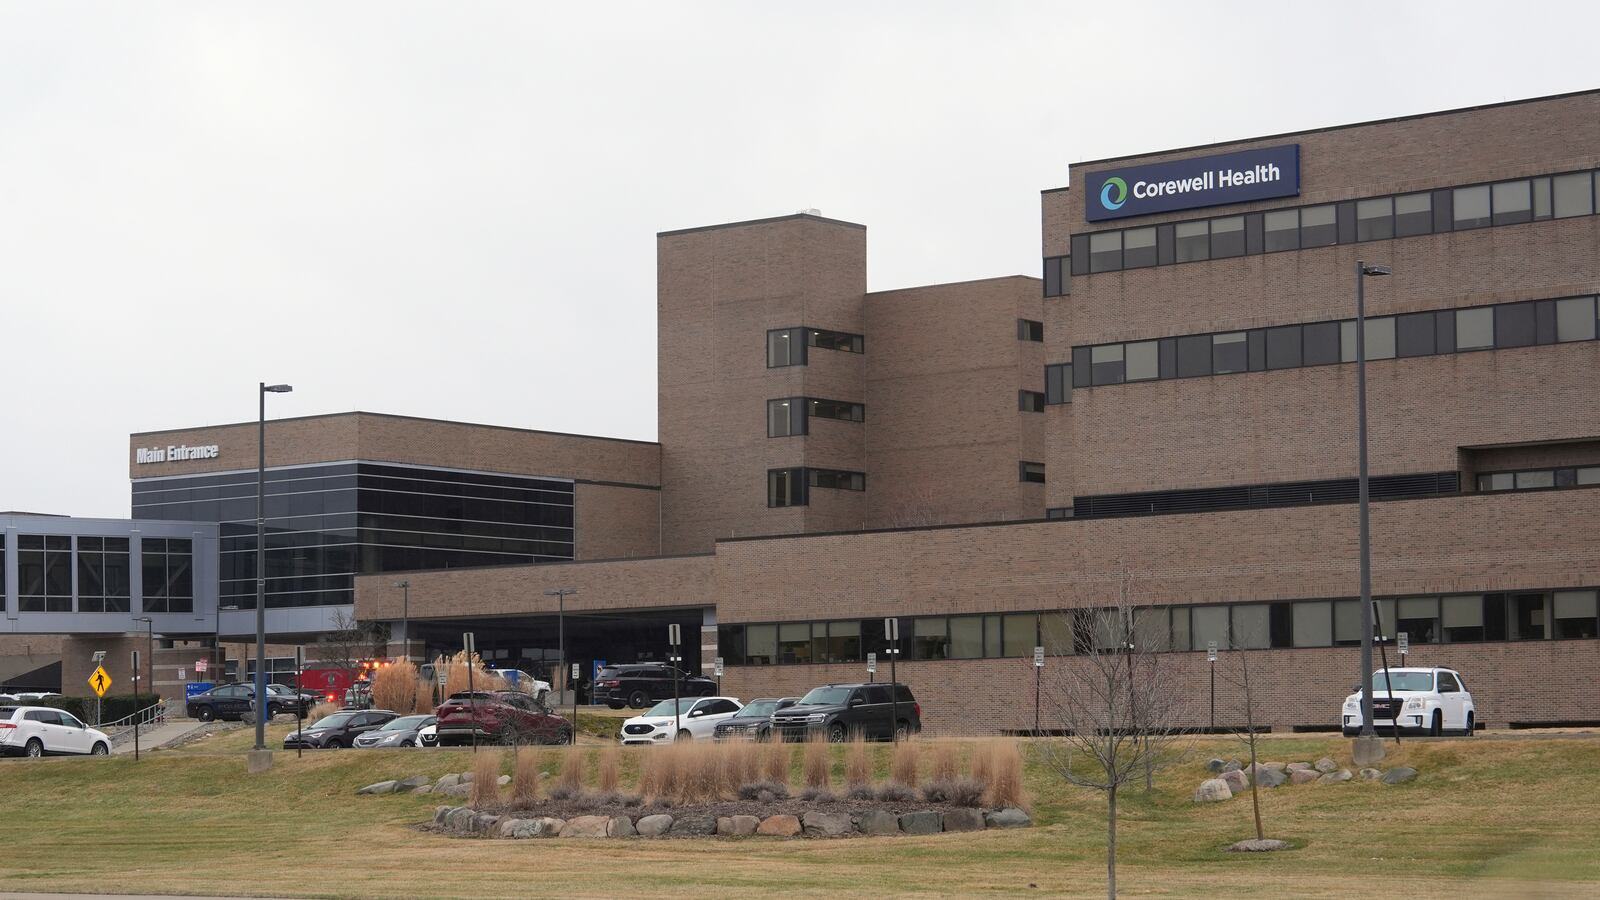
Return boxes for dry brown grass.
[640,742,728,805]
[890,740,920,787]
[802,734,832,790]
[717,742,756,795]
[511,747,540,805]
[970,740,993,786]
[761,739,791,786]
[413,681,438,715]
[307,702,340,723]
[597,747,620,794]
[370,659,418,714]
[556,748,584,794]
[439,651,508,700]
[469,749,502,808]
[929,742,958,783]
[844,735,871,788]
[986,740,1028,810]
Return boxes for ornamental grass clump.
[890,740,920,788]
[511,746,541,807]
[469,749,503,808]
[844,735,871,789]
[802,733,832,791]
[987,740,1029,811]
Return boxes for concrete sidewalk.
[109,719,209,754]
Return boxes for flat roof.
[130,410,659,447]
[1042,86,1600,192]
[657,211,866,238]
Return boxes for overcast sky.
[3,1,1598,518]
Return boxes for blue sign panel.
[1084,144,1300,222]
[185,682,213,698]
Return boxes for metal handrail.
[100,700,167,739]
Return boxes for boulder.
[1318,769,1353,784]
[1223,759,1242,772]
[802,811,853,837]
[1226,838,1291,852]
[433,806,454,825]
[1285,762,1312,772]
[496,775,512,786]
[471,814,500,834]
[1220,769,1249,793]
[608,816,637,838]
[410,784,434,795]
[716,815,760,836]
[1380,767,1419,785]
[757,815,801,837]
[1289,769,1320,785]
[898,811,942,834]
[502,818,560,839]
[396,775,431,790]
[670,813,718,837]
[445,808,477,831]
[356,780,398,796]
[984,808,1032,829]
[1359,767,1383,781]
[459,772,474,783]
[436,773,461,789]
[561,815,610,838]
[1193,778,1232,802]
[1206,758,1227,774]
[1255,767,1288,788]
[942,808,984,832]
[1247,762,1285,778]
[1314,757,1339,774]
[438,783,472,799]
[636,814,674,837]
[857,809,901,835]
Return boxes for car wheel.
[606,702,625,710]
[25,738,43,758]
[627,690,650,710]
[1430,711,1443,737]
[827,723,848,743]
[1463,712,1475,737]
[196,707,215,723]
[893,720,911,742]
[402,739,415,748]
[676,729,692,742]
[91,742,109,756]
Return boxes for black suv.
[712,697,799,742]
[771,683,921,742]
[186,683,313,722]
[595,664,717,710]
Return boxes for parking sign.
[866,652,877,674]
[713,657,724,678]
[1033,646,1045,668]
[1398,632,1409,656]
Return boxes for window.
[1043,256,1069,297]
[808,468,865,491]
[1212,332,1248,374]
[1552,172,1593,218]
[1300,204,1337,247]
[745,624,777,665]
[17,535,72,612]
[1176,334,1211,377]
[1265,325,1301,369]
[767,468,806,508]
[823,620,862,662]
[1452,184,1491,229]
[809,328,863,353]
[913,618,950,660]
[1341,317,1395,362]
[1491,180,1532,226]
[1019,461,1045,484]
[949,616,984,658]
[1210,216,1245,258]
[1019,389,1046,412]
[1396,312,1436,357]
[1190,606,1228,652]
[1125,340,1159,381]
[1456,307,1494,349]
[1044,364,1070,404]
[777,623,812,663]
[1478,472,1514,491]
[1553,590,1598,639]
[1230,605,1270,649]
[1441,595,1484,642]
[1293,600,1332,647]
[1333,599,1362,646]
[1090,344,1124,385]
[767,328,804,367]
[1122,227,1157,268]
[1356,197,1393,241]
[767,398,804,437]
[1002,613,1036,657]
[1494,303,1536,348]
[1263,209,1299,251]
[1303,321,1341,366]
[1088,231,1121,273]
[141,537,193,613]
[1174,221,1208,261]
[1133,608,1172,652]
[1555,296,1597,342]
[1515,470,1554,489]
[77,536,131,613]
[808,398,864,423]
[1397,597,1439,644]
[1510,593,1546,640]
[1017,319,1044,342]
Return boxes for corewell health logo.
[1099,176,1128,212]
[1084,144,1300,222]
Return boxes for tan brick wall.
[574,483,660,560]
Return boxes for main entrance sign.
[135,444,220,464]
[1085,144,1300,222]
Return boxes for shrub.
[598,747,620,794]
[922,777,985,806]
[641,747,677,802]
[845,784,876,801]
[802,735,832,790]
[557,749,584,794]
[469,750,503,808]
[511,747,540,806]
[440,651,508,700]
[890,741,920,787]
[307,701,340,723]
[987,741,1028,810]
[681,742,723,804]
[844,735,871,788]
[970,742,993,786]
[762,740,791,786]
[413,682,438,715]
[547,783,579,801]
[720,743,759,795]
[371,659,419,714]
[930,743,958,783]
[875,782,915,802]
[736,780,789,801]
[798,786,837,803]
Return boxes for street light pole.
[1352,262,1390,767]
[256,382,293,755]
[544,588,576,704]
[394,581,411,662]
[133,616,153,704]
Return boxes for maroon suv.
[435,691,572,746]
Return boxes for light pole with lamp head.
[393,580,410,662]
[543,588,576,712]
[1352,261,1391,767]
[132,616,154,702]
[255,383,293,759]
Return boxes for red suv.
[434,691,572,746]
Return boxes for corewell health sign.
[1084,144,1300,222]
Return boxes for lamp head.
[1361,264,1392,277]
[394,580,409,589]
[262,384,293,393]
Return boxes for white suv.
[1342,667,1475,737]
[0,706,113,757]
[619,697,743,744]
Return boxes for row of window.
[1068,471,1460,519]
[1057,168,1600,276]
[717,588,1600,666]
[1060,294,1600,392]
[766,397,866,437]
[766,327,865,368]
[14,535,190,614]
[767,467,868,508]
[1477,466,1600,493]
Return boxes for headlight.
[806,713,827,722]
[1405,698,1424,709]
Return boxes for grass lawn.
[0,727,1595,898]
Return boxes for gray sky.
[3,1,1597,518]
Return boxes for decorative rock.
[1223,759,1242,772]
[1289,769,1320,785]
[942,808,984,832]
[1220,769,1250,793]
[562,815,610,838]
[729,815,761,836]
[757,815,801,837]
[436,773,461,789]
[1226,838,1292,852]
[498,818,527,838]
[1285,761,1312,772]
[898,811,942,835]
[1314,757,1339,774]
[438,783,472,798]
[1247,762,1285,778]
[496,775,512,786]
[1193,778,1233,802]
[636,814,674,837]
[471,814,500,834]
[802,811,853,836]
[434,806,453,825]
[1380,766,1418,785]
[1255,767,1288,788]
[1318,768,1354,784]
[445,808,477,831]
[459,772,474,783]
[357,780,398,795]
[857,809,901,835]
[1206,758,1227,773]
[985,808,1032,829]
[397,775,431,790]
[670,813,718,837]
[1359,767,1383,781]
[608,816,637,838]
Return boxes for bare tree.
[1215,637,1268,842]
[320,609,384,671]
[1036,585,1193,900]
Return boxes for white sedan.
[619,697,743,744]
[1342,667,1476,736]
[0,706,113,757]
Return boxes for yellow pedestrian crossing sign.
[88,666,113,698]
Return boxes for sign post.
[570,662,580,746]
[885,617,900,743]
[294,645,305,760]
[1207,641,1218,731]
[1033,645,1045,734]
[131,649,141,761]
[463,632,477,753]
[668,624,682,738]
[89,651,109,727]
[713,656,724,695]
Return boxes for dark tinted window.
[1494,303,1536,348]
[1303,321,1341,366]
[1396,312,1436,357]
[1017,319,1044,342]
[1265,326,1301,369]
[1176,335,1211,377]
[1210,216,1245,258]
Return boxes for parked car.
[594,664,717,710]
[283,709,399,749]
[186,683,307,722]
[434,691,571,746]
[620,697,743,744]
[488,668,553,702]
[1341,667,1476,737]
[771,683,921,743]
[712,697,799,743]
[0,705,112,757]
[353,714,437,748]
[263,683,319,716]
[416,722,439,748]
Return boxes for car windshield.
[739,701,778,718]
[308,713,355,730]
[645,699,696,717]
[799,687,852,706]
[1369,672,1434,692]
[380,715,431,731]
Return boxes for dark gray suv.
[771,683,920,742]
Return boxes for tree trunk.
[1249,734,1264,841]
[1106,784,1118,899]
